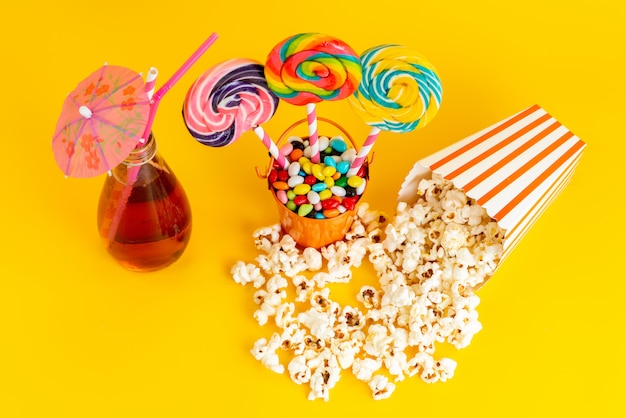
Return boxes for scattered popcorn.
[231,176,506,400]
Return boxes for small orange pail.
[257,117,371,249]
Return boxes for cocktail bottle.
[97,132,192,271]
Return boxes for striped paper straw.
[347,126,381,177]
[138,67,159,144]
[253,125,289,170]
[398,104,586,265]
[144,67,158,100]
[306,103,320,163]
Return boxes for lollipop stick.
[347,126,381,177]
[306,103,320,163]
[253,125,289,170]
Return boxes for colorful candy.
[269,135,367,219]
[264,33,363,106]
[183,58,279,147]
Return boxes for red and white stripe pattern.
[253,125,288,169]
[347,126,381,177]
[144,67,158,101]
[307,103,320,163]
[399,104,586,261]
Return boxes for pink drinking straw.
[141,32,219,140]
[306,103,320,163]
[253,125,289,170]
[347,126,381,177]
[106,33,219,243]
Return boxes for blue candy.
[330,138,348,153]
[323,155,337,168]
[311,182,327,192]
[336,160,350,174]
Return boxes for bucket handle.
[255,117,375,179]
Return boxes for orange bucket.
[257,117,371,249]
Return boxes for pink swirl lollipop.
[183,58,280,148]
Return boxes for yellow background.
[2,1,624,416]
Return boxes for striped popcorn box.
[398,104,586,265]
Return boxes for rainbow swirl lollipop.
[349,44,442,133]
[265,33,362,163]
[264,32,362,105]
[183,58,279,147]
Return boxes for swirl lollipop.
[347,44,442,176]
[183,58,286,166]
[265,33,362,163]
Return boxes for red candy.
[304,175,317,185]
[268,169,278,184]
[342,196,357,211]
[277,170,289,182]
[321,198,340,210]
[293,195,309,206]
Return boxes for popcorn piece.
[383,349,408,381]
[292,274,316,303]
[368,375,396,400]
[253,224,282,251]
[331,338,362,369]
[288,355,311,384]
[252,288,285,326]
[352,357,382,381]
[302,247,323,271]
[441,221,468,253]
[357,286,381,310]
[275,302,297,328]
[231,261,265,288]
[251,333,285,374]
[363,324,393,358]
[298,307,335,340]
[434,358,457,382]
[280,322,306,351]
[307,350,341,401]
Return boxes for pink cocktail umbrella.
[51,64,151,178]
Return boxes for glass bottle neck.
[123,133,158,167]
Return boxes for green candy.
[298,203,314,217]
[335,176,348,187]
